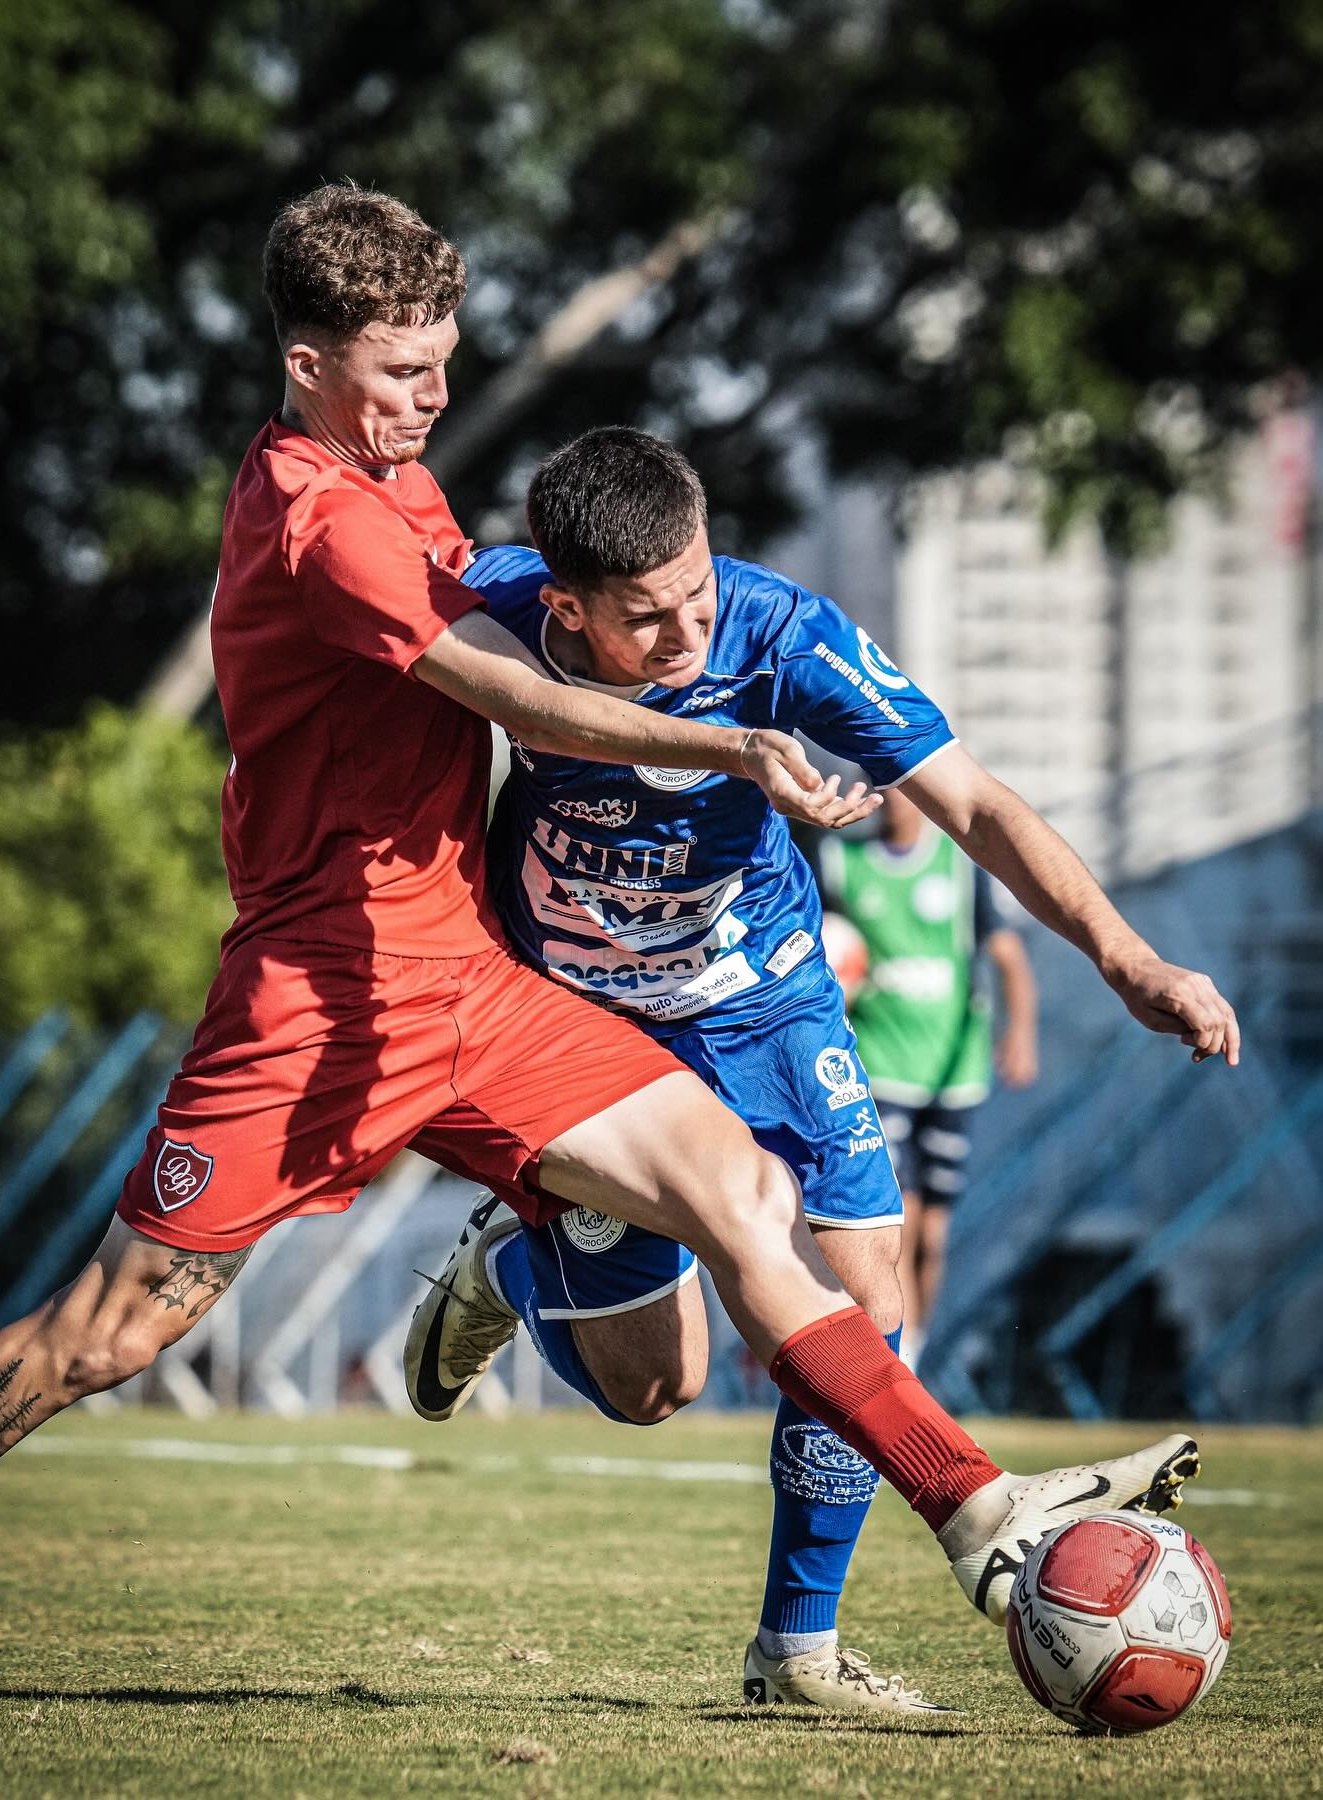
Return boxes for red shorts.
[116,935,681,1252]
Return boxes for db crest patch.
[559,1207,629,1255]
[152,1139,215,1213]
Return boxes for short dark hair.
[262,182,467,346]
[527,427,708,594]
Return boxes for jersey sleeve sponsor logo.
[853,627,911,690]
[811,641,910,726]
[152,1140,215,1212]
[558,1207,630,1255]
[814,1046,870,1110]
[634,764,709,791]
[872,955,957,1002]
[548,796,639,829]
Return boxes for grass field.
[3,1409,1320,1798]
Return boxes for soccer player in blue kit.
[405,427,1238,1715]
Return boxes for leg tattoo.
[0,1356,40,1439]
[145,1245,254,1321]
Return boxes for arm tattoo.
[0,1356,41,1439]
[144,1245,254,1320]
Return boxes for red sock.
[769,1305,1002,1533]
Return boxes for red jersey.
[213,416,499,958]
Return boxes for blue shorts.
[523,978,903,1318]
[874,1098,978,1209]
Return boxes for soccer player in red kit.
[0,186,1235,1633]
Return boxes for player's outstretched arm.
[416,609,881,829]
[905,745,1240,1067]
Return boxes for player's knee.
[852,1234,905,1338]
[702,1146,800,1257]
[597,1360,704,1425]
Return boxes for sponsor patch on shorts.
[814,1046,869,1111]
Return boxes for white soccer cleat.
[403,1193,520,1422]
[943,1432,1201,1627]
[742,1639,958,1718]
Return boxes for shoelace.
[432,1275,512,1377]
[826,1648,925,1704]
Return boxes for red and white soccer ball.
[820,911,870,1004]
[1006,1512,1231,1734]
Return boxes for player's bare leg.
[408,1074,1201,1625]
[918,1202,951,1327]
[813,1222,903,1335]
[895,1188,924,1347]
[408,1072,845,1426]
[405,1195,709,1425]
[407,1072,856,1429]
[568,1277,708,1424]
[537,1074,850,1361]
[740,1217,953,1717]
[0,1217,251,1454]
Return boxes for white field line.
[16,1438,764,1483]
[12,1437,1288,1503]
[543,1454,764,1485]
[17,1437,414,1471]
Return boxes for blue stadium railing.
[919,801,1323,1425]
[0,1011,183,1328]
[1039,1070,1323,1420]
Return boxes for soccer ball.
[820,911,870,1003]
[1006,1512,1231,1734]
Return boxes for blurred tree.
[733,0,1323,548]
[0,0,751,726]
[0,706,233,1029]
[3,0,1322,727]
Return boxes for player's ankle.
[757,1626,837,1660]
[936,1470,1018,1561]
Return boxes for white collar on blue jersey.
[540,611,657,701]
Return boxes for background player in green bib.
[820,783,1038,1362]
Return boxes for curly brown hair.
[262,182,467,346]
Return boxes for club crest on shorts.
[152,1139,215,1212]
[814,1046,869,1111]
[559,1207,629,1254]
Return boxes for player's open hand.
[1108,954,1241,1067]
[738,729,883,829]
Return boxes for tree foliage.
[3,0,1322,726]
[0,707,233,1030]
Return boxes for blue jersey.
[469,546,955,1036]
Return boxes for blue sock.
[757,1324,901,1653]
[489,1232,633,1425]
